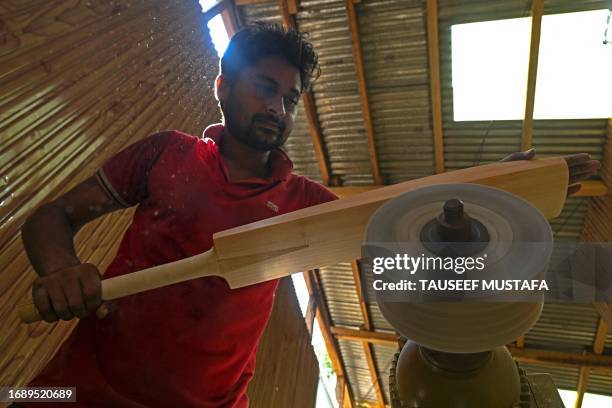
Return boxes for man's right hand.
[31,263,109,322]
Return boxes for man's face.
[217,56,302,151]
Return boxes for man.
[19,22,599,407]
[20,23,335,407]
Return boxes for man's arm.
[501,150,600,196]
[21,176,123,322]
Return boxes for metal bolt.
[443,199,464,224]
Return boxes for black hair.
[219,22,320,92]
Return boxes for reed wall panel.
[248,277,319,408]
[0,0,221,392]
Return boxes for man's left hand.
[500,149,601,196]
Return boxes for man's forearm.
[21,204,81,277]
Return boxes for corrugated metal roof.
[551,197,589,241]
[298,0,375,185]
[438,0,610,23]
[358,0,435,183]
[525,303,601,352]
[588,370,612,396]
[238,1,282,24]
[372,343,397,401]
[318,263,364,328]
[338,339,380,404]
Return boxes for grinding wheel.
[363,183,553,353]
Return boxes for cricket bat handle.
[18,248,220,323]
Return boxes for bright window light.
[452,9,612,121]
[198,0,219,13]
[559,389,612,407]
[558,389,576,407]
[291,274,338,408]
[291,273,310,316]
[207,14,230,58]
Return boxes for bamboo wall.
[0,1,319,404]
[0,0,221,390]
[248,277,319,408]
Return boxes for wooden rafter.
[345,0,382,185]
[506,346,612,372]
[329,180,609,198]
[593,317,609,355]
[277,0,331,185]
[575,366,590,408]
[575,317,611,407]
[521,0,544,151]
[595,302,612,329]
[426,0,445,173]
[331,326,399,346]
[221,1,240,36]
[331,326,612,372]
[303,271,354,407]
[304,294,317,338]
[287,0,298,15]
[351,261,385,406]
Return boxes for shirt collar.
[202,123,293,182]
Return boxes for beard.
[221,99,287,152]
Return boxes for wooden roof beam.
[426,0,445,173]
[331,326,612,372]
[345,0,382,185]
[521,0,544,151]
[331,326,399,346]
[303,271,354,407]
[507,345,612,372]
[278,0,331,185]
[593,317,609,355]
[595,302,612,329]
[351,261,386,406]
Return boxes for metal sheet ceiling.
[358,0,436,183]
[298,0,375,185]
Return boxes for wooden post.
[305,294,317,338]
[351,261,385,406]
[426,0,445,173]
[575,317,610,407]
[521,0,544,151]
[574,366,589,408]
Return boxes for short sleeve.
[95,131,175,207]
[307,181,339,206]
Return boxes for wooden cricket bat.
[18,157,568,323]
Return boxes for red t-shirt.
[27,125,337,407]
